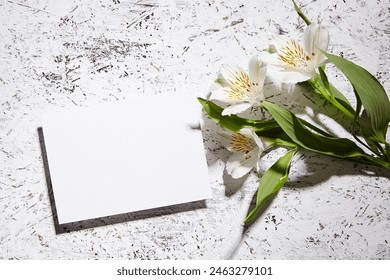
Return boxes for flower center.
[226,72,252,101]
[278,39,312,74]
[230,133,256,154]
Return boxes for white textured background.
[0,0,389,259]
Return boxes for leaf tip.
[291,0,312,26]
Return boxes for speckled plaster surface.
[0,0,389,259]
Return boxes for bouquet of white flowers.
[199,0,390,222]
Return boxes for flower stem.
[375,142,389,162]
[385,142,390,160]
[308,79,355,120]
[308,79,390,162]
[360,154,390,169]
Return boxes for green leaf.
[262,101,366,158]
[198,98,336,148]
[386,143,390,160]
[359,110,375,140]
[351,89,365,141]
[198,98,389,167]
[323,52,390,143]
[245,148,297,222]
[299,118,333,137]
[292,0,311,25]
[318,67,332,98]
[198,98,332,136]
[198,98,298,147]
[329,84,355,115]
[198,98,278,132]
[309,74,355,119]
[352,87,362,123]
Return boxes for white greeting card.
[42,95,211,224]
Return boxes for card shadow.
[38,127,207,234]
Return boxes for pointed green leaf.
[245,148,297,222]
[329,84,355,115]
[198,98,278,132]
[299,118,333,137]
[386,143,390,160]
[309,74,355,117]
[198,98,333,136]
[359,110,374,139]
[198,98,298,147]
[198,97,337,149]
[352,87,362,127]
[262,101,366,158]
[323,52,390,143]
[318,67,332,98]
[292,0,311,25]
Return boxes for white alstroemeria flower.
[210,57,267,116]
[219,128,269,179]
[266,23,329,84]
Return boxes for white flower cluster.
[212,24,329,178]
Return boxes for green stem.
[375,142,389,161]
[360,154,390,169]
[308,79,355,120]
[312,79,387,160]
[352,134,383,159]
[273,139,298,148]
[386,142,390,160]
[292,0,311,25]
[260,136,297,149]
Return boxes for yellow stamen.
[225,71,252,101]
[230,133,256,154]
[278,39,310,70]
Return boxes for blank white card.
[42,95,211,224]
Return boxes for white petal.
[272,35,291,52]
[303,24,329,66]
[248,56,267,93]
[226,149,260,178]
[210,87,235,103]
[261,36,298,70]
[265,39,311,75]
[238,128,255,139]
[271,69,311,84]
[220,64,249,88]
[317,58,329,67]
[315,25,330,52]
[214,73,230,88]
[303,24,316,56]
[239,128,266,151]
[210,78,223,91]
[222,102,252,116]
[252,133,265,151]
[218,130,236,152]
[260,51,281,66]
